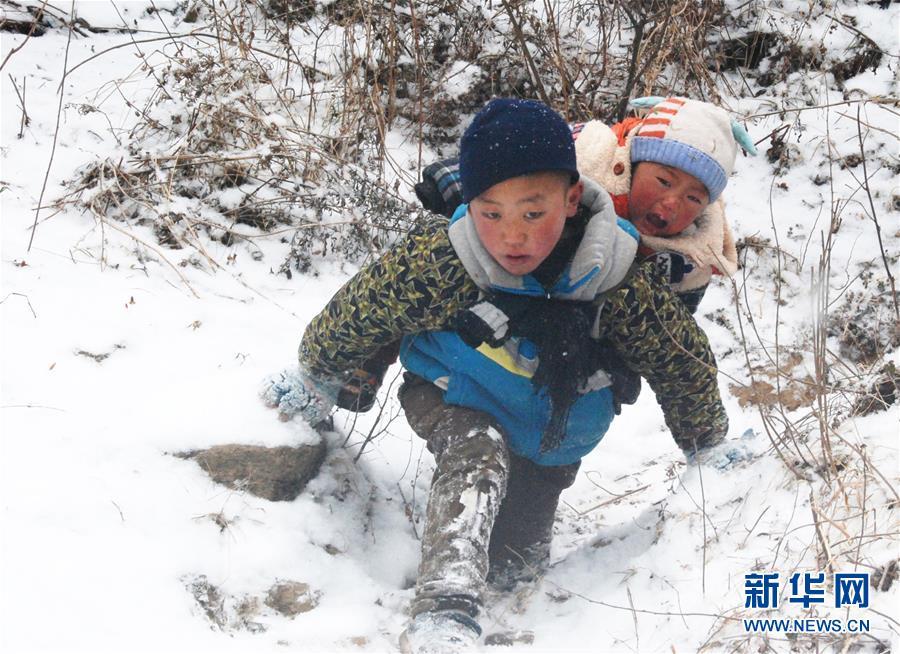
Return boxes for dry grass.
[718,100,899,650]
[50,0,744,275]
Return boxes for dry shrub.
[711,2,889,92]
[57,0,422,273]
[627,0,726,103]
[829,290,900,365]
[56,0,743,271]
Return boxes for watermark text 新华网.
[742,572,871,634]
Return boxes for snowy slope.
[1,1,898,653]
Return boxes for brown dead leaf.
[730,377,816,411]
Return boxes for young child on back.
[573,96,755,313]
[263,98,737,653]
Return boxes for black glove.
[334,341,401,412]
[415,158,463,219]
[647,251,692,285]
[594,344,642,414]
[455,301,511,349]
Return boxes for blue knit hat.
[459,98,579,203]
[628,97,742,202]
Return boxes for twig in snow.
[868,607,900,630]
[739,506,770,549]
[99,218,200,298]
[396,483,419,541]
[727,267,813,482]
[0,292,37,317]
[809,491,835,576]
[827,11,896,58]
[615,2,647,122]
[747,97,899,120]
[111,500,125,522]
[855,105,899,323]
[626,586,639,650]
[567,480,650,516]
[752,122,791,149]
[351,369,405,462]
[500,0,550,107]
[1,404,65,411]
[853,451,867,571]
[0,0,51,71]
[544,576,744,623]
[836,110,899,140]
[64,31,302,80]
[8,74,29,138]
[658,577,690,630]
[694,440,709,596]
[27,0,75,252]
[107,0,172,97]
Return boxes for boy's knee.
[400,374,509,474]
[439,425,509,482]
[431,424,509,497]
[399,373,450,439]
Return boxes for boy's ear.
[565,180,584,218]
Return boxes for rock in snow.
[177,441,326,501]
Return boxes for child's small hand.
[260,368,333,426]
[688,430,756,470]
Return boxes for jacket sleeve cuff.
[676,423,728,458]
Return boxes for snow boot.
[399,609,481,654]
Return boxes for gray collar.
[448,177,638,300]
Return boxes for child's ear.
[565,180,584,218]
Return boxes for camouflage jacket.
[299,211,728,455]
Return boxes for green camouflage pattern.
[594,263,728,452]
[299,213,727,453]
[299,213,480,379]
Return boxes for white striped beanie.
[629,97,738,202]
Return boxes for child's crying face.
[470,172,582,276]
[628,162,710,237]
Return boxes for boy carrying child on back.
[262,98,749,652]
[343,97,756,414]
[414,96,754,315]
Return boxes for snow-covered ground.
[1,2,898,652]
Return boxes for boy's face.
[628,162,710,237]
[470,172,582,276]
